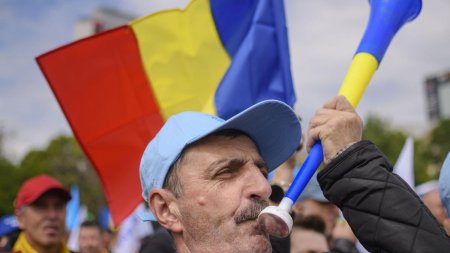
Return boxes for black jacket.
[318,141,450,253]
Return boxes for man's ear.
[14,209,25,229]
[148,189,183,233]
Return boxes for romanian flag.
[37,0,295,225]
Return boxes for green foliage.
[415,119,450,184]
[1,134,105,216]
[362,115,407,164]
[20,149,51,177]
[363,115,450,185]
[0,158,20,214]
[428,119,450,164]
[415,140,435,185]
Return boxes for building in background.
[75,7,135,39]
[425,71,450,122]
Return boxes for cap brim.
[138,211,156,222]
[30,187,71,205]
[439,152,450,217]
[190,100,301,172]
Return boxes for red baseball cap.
[15,175,71,210]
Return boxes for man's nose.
[243,166,272,199]
[45,205,64,218]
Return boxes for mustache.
[234,199,268,225]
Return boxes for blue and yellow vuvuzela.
[259,0,423,238]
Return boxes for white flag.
[67,205,88,252]
[112,203,153,253]
[393,137,415,188]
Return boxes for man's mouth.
[43,224,60,234]
[235,199,268,225]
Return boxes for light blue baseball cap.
[139,100,301,221]
[439,152,450,217]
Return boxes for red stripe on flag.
[37,26,164,225]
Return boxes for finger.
[314,108,340,118]
[322,96,339,110]
[323,95,355,112]
[310,108,352,131]
[308,113,328,129]
[306,127,320,153]
[334,95,355,112]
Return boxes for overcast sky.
[1,0,449,162]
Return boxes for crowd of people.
[1,95,450,252]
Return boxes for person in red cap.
[10,174,72,253]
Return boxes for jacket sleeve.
[317,141,450,253]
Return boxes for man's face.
[422,190,448,224]
[290,227,329,253]
[79,226,104,253]
[16,191,67,249]
[294,199,339,236]
[174,134,272,253]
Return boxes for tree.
[0,125,4,159]
[362,115,407,164]
[0,157,20,214]
[362,115,450,185]
[428,119,450,163]
[0,133,106,216]
[19,135,106,215]
[415,119,450,184]
[0,125,20,214]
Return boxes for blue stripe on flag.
[210,0,258,57]
[213,0,296,119]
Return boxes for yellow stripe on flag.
[131,0,231,119]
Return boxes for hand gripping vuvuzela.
[258,0,422,238]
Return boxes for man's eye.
[257,168,268,179]
[256,164,269,178]
[33,204,46,209]
[261,170,268,179]
[215,167,239,178]
[30,203,47,212]
[217,168,232,175]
